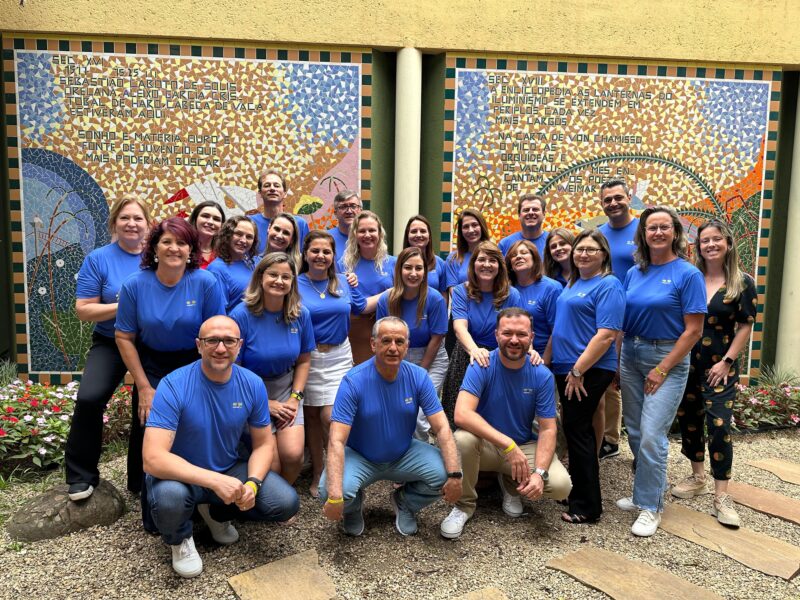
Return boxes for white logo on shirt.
[661,279,672,285]
[626,240,636,246]
[404,396,414,404]
[232,401,243,409]
[527,300,537,306]
[186,299,197,307]
[290,326,298,334]
[523,388,533,395]
[576,292,587,298]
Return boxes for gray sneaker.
[342,503,365,536]
[390,489,418,536]
[197,503,239,545]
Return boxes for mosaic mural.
[443,57,781,379]
[3,38,371,378]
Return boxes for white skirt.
[304,339,353,407]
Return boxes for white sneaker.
[197,504,239,545]
[616,496,637,512]
[631,510,661,537]
[440,507,471,539]
[497,473,523,518]
[171,536,203,578]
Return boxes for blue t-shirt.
[461,350,557,445]
[451,284,523,348]
[75,242,143,338]
[337,256,397,297]
[207,257,255,313]
[332,359,442,463]
[327,227,350,263]
[623,258,707,340]
[428,255,448,295]
[553,272,568,288]
[251,213,310,254]
[551,275,625,374]
[515,276,562,355]
[376,288,448,348]
[498,230,548,258]
[230,304,316,378]
[115,268,226,351]
[298,273,367,345]
[444,251,471,290]
[147,361,269,472]
[599,218,639,279]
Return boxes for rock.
[6,479,126,542]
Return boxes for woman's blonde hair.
[342,210,389,274]
[243,252,301,324]
[108,193,152,234]
[694,219,748,301]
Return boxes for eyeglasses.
[646,224,674,233]
[337,203,361,212]
[574,247,603,256]
[199,337,240,348]
[264,270,294,282]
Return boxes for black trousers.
[555,368,615,520]
[65,332,129,487]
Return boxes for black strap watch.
[447,471,463,479]
[246,476,263,492]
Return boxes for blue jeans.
[319,439,447,516]
[620,337,690,512]
[147,462,299,545]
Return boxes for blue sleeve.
[75,252,102,299]
[535,368,557,419]
[594,277,625,331]
[544,284,559,329]
[417,368,443,417]
[114,278,138,333]
[428,291,448,335]
[202,273,227,319]
[623,267,634,291]
[376,292,390,319]
[299,308,316,354]
[246,375,271,428]
[346,278,367,315]
[450,284,469,320]
[445,254,461,289]
[681,268,708,315]
[146,378,181,430]
[435,257,448,294]
[460,361,486,397]
[229,305,248,365]
[208,263,234,310]
[331,376,358,426]
[337,258,348,273]
[506,287,523,309]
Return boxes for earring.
[186,257,191,264]
[154,256,159,263]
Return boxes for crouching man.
[143,316,299,577]
[321,316,462,536]
[441,308,571,539]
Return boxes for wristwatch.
[290,389,305,401]
[533,467,549,481]
[570,367,582,378]
[723,356,734,365]
[246,476,263,492]
[447,471,463,479]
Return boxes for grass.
[0,360,18,388]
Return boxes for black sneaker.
[68,482,94,501]
[599,442,619,460]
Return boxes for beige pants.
[603,385,622,445]
[455,429,572,516]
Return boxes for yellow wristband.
[502,441,517,455]
[326,497,344,505]
[244,481,258,496]
[654,365,668,378]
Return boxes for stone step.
[728,481,800,525]
[748,458,800,485]
[228,549,336,600]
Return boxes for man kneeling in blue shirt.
[320,316,462,536]
[143,316,299,578]
[441,308,572,539]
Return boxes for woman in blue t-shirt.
[230,252,315,485]
[188,200,225,269]
[64,194,152,502]
[506,239,561,356]
[299,230,366,497]
[671,220,757,527]
[115,217,226,503]
[402,215,448,296]
[265,212,302,271]
[441,241,523,423]
[377,247,448,441]
[207,216,258,312]
[444,208,493,292]
[543,228,575,288]
[550,229,625,524]
[618,207,706,538]
[339,210,396,365]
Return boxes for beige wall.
[1,0,799,66]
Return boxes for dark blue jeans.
[147,462,299,545]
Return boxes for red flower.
[41,399,49,405]
[30,428,38,435]
[30,400,39,408]
[770,400,778,406]
[52,405,61,413]
[8,416,18,423]
[5,406,13,413]
[0,428,6,437]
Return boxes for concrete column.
[775,85,800,372]
[393,47,422,254]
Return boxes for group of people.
[63,172,756,578]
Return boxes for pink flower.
[791,414,800,424]
[0,428,5,437]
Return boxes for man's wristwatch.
[290,389,304,401]
[532,467,549,482]
[570,367,582,378]
[446,471,463,479]
[245,476,263,494]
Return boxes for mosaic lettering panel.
[442,56,781,379]
[3,38,372,380]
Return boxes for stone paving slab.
[728,481,800,525]
[661,504,800,580]
[748,459,800,485]
[228,549,336,600]
[454,587,509,600]
[546,546,723,600]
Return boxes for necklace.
[307,275,328,299]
